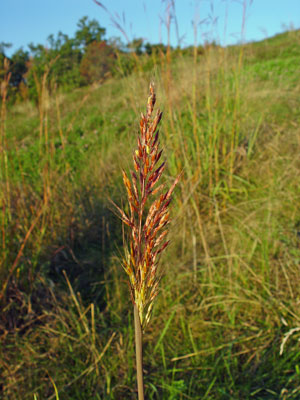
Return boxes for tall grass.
[0,58,11,292]
[114,83,179,398]
[1,16,300,400]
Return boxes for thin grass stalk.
[228,52,242,189]
[134,303,144,400]
[54,83,65,152]
[203,47,214,215]
[0,58,11,217]
[114,83,180,398]
[0,59,11,277]
[33,57,58,157]
[34,68,48,157]
[228,1,249,188]
[162,1,174,141]
[192,12,202,182]
[0,202,45,302]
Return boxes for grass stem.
[134,303,144,400]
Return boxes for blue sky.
[1,0,300,56]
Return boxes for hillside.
[1,29,300,399]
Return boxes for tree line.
[0,17,173,104]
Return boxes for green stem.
[134,303,144,400]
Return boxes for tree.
[144,42,167,55]
[80,41,116,84]
[10,48,29,87]
[1,16,108,103]
[27,31,83,97]
[47,31,71,51]
[46,33,83,88]
[75,16,106,49]
[0,42,12,77]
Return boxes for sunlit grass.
[1,29,300,399]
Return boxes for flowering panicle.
[116,84,179,327]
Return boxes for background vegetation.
[0,16,170,105]
[1,7,300,399]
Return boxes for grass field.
[1,28,300,399]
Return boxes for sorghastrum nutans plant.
[114,83,180,329]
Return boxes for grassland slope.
[1,29,300,399]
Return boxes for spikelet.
[116,83,180,328]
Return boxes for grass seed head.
[117,83,179,328]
